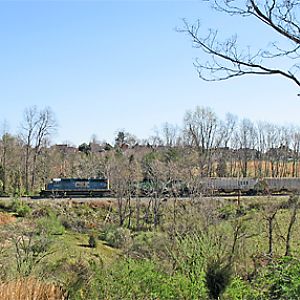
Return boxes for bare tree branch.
[180,0,300,89]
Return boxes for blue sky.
[0,0,299,145]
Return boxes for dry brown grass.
[86,199,114,209]
[0,213,16,225]
[0,277,68,300]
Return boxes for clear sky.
[0,0,299,146]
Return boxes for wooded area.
[2,106,300,196]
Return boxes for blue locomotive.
[40,178,110,197]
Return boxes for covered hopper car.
[40,178,110,197]
[197,177,300,195]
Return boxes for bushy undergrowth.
[252,257,300,299]
[55,258,207,300]
[223,277,256,300]
[60,215,90,233]
[205,258,232,300]
[11,198,32,217]
[36,212,65,235]
[129,231,167,259]
[1,196,300,299]
[101,258,207,300]
[99,224,131,248]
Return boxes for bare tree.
[183,106,221,176]
[219,113,238,149]
[290,127,300,177]
[265,124,281,177]
[31,107,57,189]
[236,118,257,177]
[0,122,10,193]
[256,122,268,177]
[0,133,23,195]
[265,206,279,258]
[180,0,300,91]
[161,122,181,147]
[20,106,57,194]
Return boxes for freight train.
[39,177,300,198]
[40,178,110,197]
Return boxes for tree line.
[1,105,300,195]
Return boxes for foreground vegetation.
[0,195,300,299]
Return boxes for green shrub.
[36,213,65,235]
[224,276,257,300]
[11,199,31,217]
[218,204,237,220]
[31,205,53,218]
[247,202,263,212]
[44,257,95,300]
[16,204,31,217]
[218,204,246,220]
[99,258,206,300]
[129,231,163,259]
[60,215,89,233]
[205,258,232,300]
[88,234,97,248]
[42,257,195,300]
[253,257,300,300]
[0,200,11,212]
[13,234,53,276]
[99,225,131,248]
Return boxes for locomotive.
[40,177,110,197]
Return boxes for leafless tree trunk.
[264,204,279,258]
[285,196,298,256]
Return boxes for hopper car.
[197,177,300,195]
